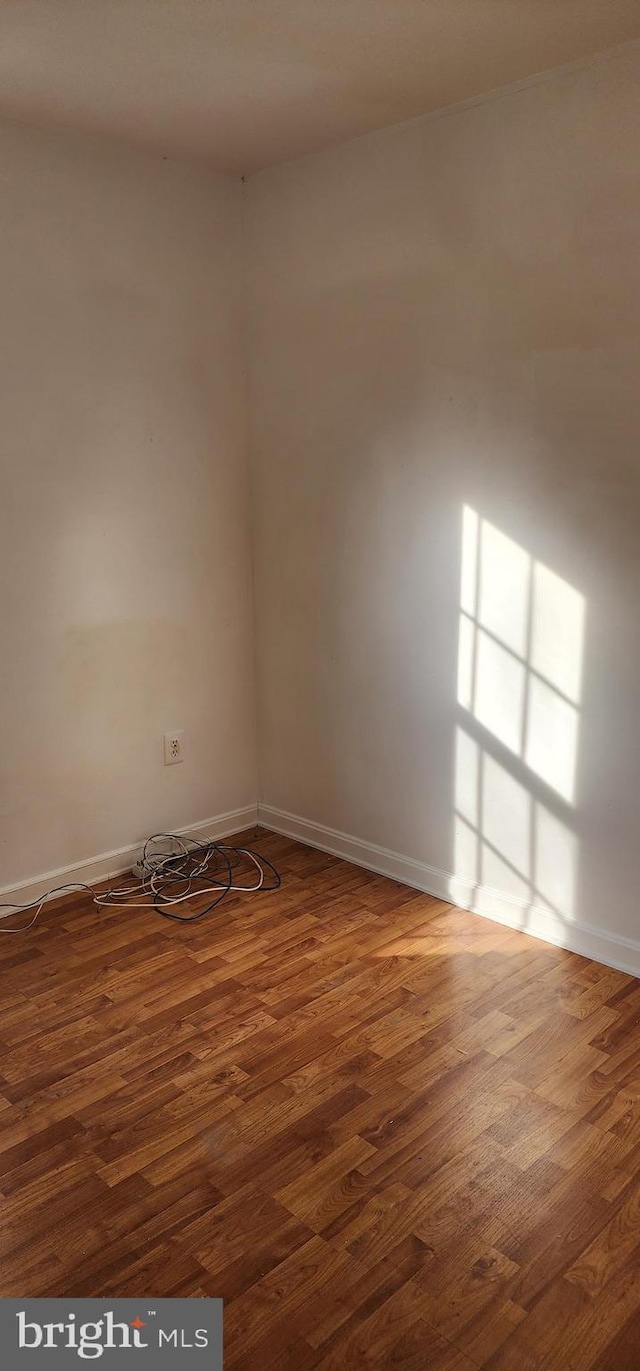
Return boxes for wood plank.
[0,827,638,1369]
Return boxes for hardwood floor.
[1,829,639,1368]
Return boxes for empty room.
[1,3,639,1367]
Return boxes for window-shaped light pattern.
[453,507,584,922]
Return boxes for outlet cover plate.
[164,731,184,765]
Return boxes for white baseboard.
[0,805,259,917]
[5,797,637,980]
[259,804,640,979]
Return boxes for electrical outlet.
[164,731,184,766]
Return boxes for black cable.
[149,840,280,923]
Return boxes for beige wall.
[2,47,639,968]
[0,120,257,887]
[246,46,640,961]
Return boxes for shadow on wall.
[450,504,585,939]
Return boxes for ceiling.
[0,1,639,175]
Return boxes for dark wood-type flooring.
[1,829,639,1369]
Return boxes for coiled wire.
[0,833,281,932]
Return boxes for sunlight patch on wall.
[456,506,585,804]
[453,725,578,919]
[452,507,584,925]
